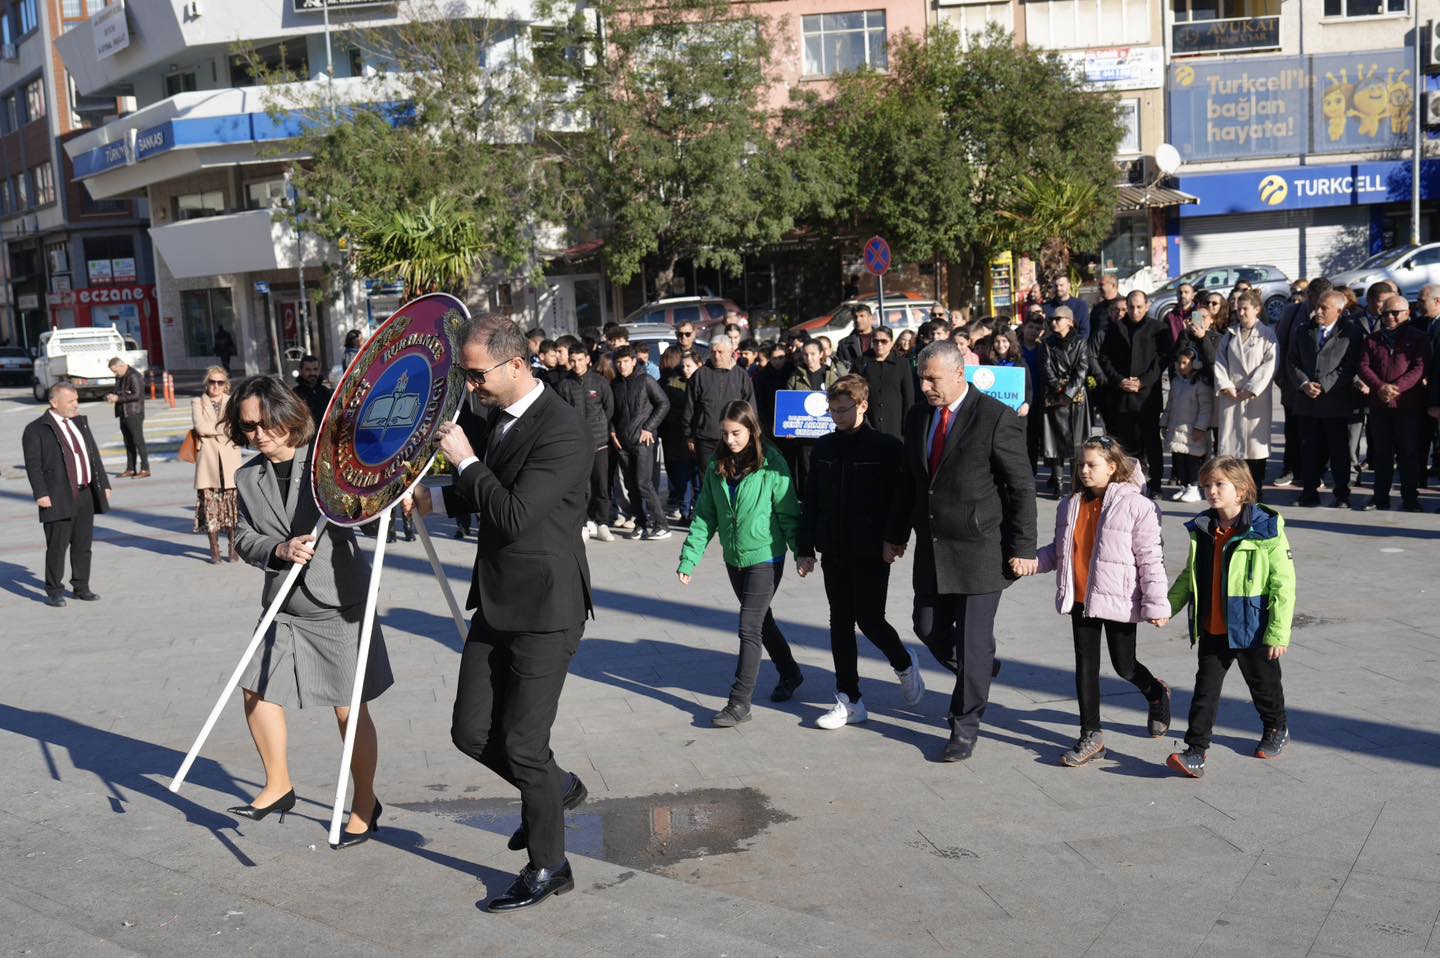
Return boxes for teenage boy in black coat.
[609,346,672,539]
[796,375,924,729]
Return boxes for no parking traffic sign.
[863,236,891,276]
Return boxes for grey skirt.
[239,607,394,710]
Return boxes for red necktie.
[928,406,951,476]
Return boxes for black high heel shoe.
[227,788,296,822]
[332,798,382,850]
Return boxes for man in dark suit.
[1289,289,1364,508]
[884,340,1036,762]
[855,326,914,439]
[1093,290,1170,497]
[105,356,148,477]
[22,383,112,606]
[435,315,594,912]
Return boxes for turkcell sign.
[773,390,836,439]
[1179,158,1440,217]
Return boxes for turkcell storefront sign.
[1169,48,1415,161]
[1178,159,1440,218]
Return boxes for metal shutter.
[1180,208,1370,283]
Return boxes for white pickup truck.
[31,326,149,401]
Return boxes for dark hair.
[555,334,582,351]
[525,326,546,341]
[227,375,316,448]
[299,354,321,366]
[344,329,362,347]
[602,322,621,336]
[613,344,636,361]
[461,314,528,364]
[1072,434,1137,491]
[983,327,1018,363]
[1173,341,1204,374]
[634,342,651,358]
[660,345,683,371]
[539,338,558,352]
[714,400,766,481]
[724,323,743,336]
[739,337,759,352]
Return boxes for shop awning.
[1115,185,1199,211]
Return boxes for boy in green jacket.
[1165,456,1296,779]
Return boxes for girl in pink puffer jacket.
[1031,436,1172,768]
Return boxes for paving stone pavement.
[4,387,1440,957]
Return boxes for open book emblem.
[359,370,422,431]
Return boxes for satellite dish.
[1154,143,1182,176]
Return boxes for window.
[1028,0,1150,49]
[62,0,84,17]
[670,305,702,326]
[164,70,198,97]
[244,178,286,209]
[174,190,226,220]
[13,172,27,209]
[19,0,37,35]
[32,162,53,205]
[230,42,308,87]
[181,288,236,358]
[24,78,43,122]
[80,191,127,214]
[2,94,16,133]
[1322,0,1405,14]
[1116,99,1141,154]
[802,11,888,77]
[1173,0,1280,20]
[0,180,9,215]
[46,242,68,273]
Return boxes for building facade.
[1166,0,1439,282]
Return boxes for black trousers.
[694,438,720,484]
[1183,633,1287,751]
[1368,408,1422,506]
[1246,457,1266,502]
[1070,605,1160,734]
[43,487,94,597]
[821,555,912,701]
[451,620,582,870]
[120,414,148,471]
[1301,415,1351,499]
[724,562,798,708]
[617,442,668,532]
[660,428,696,514]
[1172,452,1202,486]
[913,590,1003,736]
[1280,407,1302,475]
[1109,409,1162,494]
[585,445,611,525]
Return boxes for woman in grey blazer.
[224,375,393,848]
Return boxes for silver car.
[1328,243,1440,300]
[0,345,32,385]
[1147,264,1291,324]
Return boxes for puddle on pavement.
[400,786,794,872]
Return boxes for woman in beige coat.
[1213,289,1277,497]
[192,365,246,563]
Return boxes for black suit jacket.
[1286,318,1363,419]
[454,383,594,632]
[886,389,1036,596]
[22,412,111,523]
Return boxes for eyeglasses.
[240,419,269,434]
[874,338,893,346]
[206,379,227,386]
[1382,309,1408,317]
[463,358,515,387]
[677,329,695,337]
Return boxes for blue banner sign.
[1168,48,1414,162]
[773,390,836,439]
[966,366,1027,411]
[1178,158,1440,217]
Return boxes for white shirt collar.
[502,376,544,421]
[50,410,76,430]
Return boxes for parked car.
[31,326,149,402]
[620,296,747,333]
[796,293,941,349]
[0,345,33,385]
[1148,264,1291,324]
[1328,243,1440,300]
[621,322,710,361]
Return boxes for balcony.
[1172,14,1281,56]
[147,208,333,279]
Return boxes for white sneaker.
[896,659,926,706]
[594,524,615,542]
[815,693,867,730]
[1168,487,1186,502]
[580,522,593,542]
[1179,484,1203,502]
[615,517,636,530]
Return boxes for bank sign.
[1168,48,1416,161]
[1178,159,1440,217]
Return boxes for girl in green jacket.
[677,400,805,727]
[1165,455,1296,779]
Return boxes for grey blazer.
[234,446,371,611]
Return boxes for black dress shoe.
[44,595,66,608]
[227,788,296,822]
[333,798,383,849]
[770,669,804,702]
[942,715,975,762]
[73,590,100,601]
[508,775,586,851]
[484,861,574,912]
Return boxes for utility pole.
[1412,6,1423,246]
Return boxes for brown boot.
[228,528,239,562]
[208,531,222,565]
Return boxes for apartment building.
[1166,0,1439,282]
[0,0,151,353]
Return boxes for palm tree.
[349,196,485,298]
[997,174,1114,290]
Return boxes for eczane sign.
[93,0,130,60]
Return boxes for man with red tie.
[22,383,112,607]
[884,340,1036,761]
